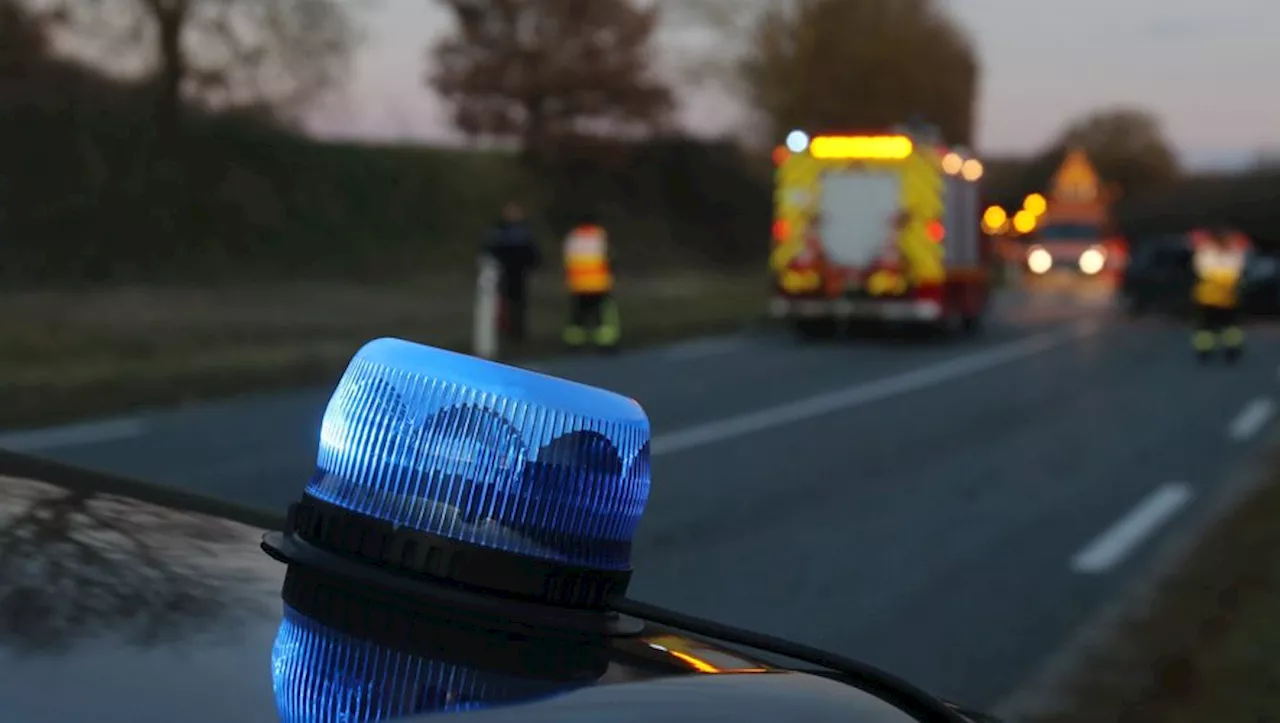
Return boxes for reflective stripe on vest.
[564,226,613,293]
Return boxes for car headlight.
[1078,247,1106,275]
[1027,246,1052,274]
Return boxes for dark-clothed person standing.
[483,202,541,343]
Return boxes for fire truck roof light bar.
[808,135,913,160]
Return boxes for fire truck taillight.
[915,283,945,304]
[927,221,945,242]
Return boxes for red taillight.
[927,220,945,242]
[915,283,944,303]
[772,219,789,242]
[1106,237,1129,263]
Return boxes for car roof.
[0,465,926,723]
[420,671,916,723]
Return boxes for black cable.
[611,597,969,723]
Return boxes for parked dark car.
[1120,234,1195,316]
[1121,233,1280,317]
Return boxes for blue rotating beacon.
[262,337,654,721]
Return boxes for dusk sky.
[305,0,1277,169]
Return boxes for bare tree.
[737,0,978,146]
[428,0,675,162]
[28,0,359,136]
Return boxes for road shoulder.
[0,275,765,429]
[994,424,1280,722]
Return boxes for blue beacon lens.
[272,604,587,723]
[306,338,651,571]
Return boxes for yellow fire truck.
[768,126,991,337]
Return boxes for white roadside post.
[1002,236,1022,287]
[473,254,501,359]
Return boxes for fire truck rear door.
[818,170,900,268]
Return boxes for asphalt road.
[4,287,1279,711]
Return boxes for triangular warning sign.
[1050,148,1099,204]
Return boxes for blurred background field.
[0,272,765,428]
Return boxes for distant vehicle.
[1120,234,1194,316]
[768,125,991,338]
[1248,252,1280,314]
[1021,221,1126,280]
[1121,232,1280,317]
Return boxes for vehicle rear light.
[915,283,944,303]
[772,219,789,243]
[927,221,945,242]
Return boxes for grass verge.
[0,271,768,429]
[1023,441,1280,723]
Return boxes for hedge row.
[0,106,772,285]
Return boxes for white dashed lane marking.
[1071,482,1194,574]
[1229,397,1274,442]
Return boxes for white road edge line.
[0,418,149,452]
[1070,482,1194,574]
[0,322,1094,455]
[1229,397,1275,441]
[650,322,1100,456]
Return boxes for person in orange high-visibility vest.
[562,213,620,350]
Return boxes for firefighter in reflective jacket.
[1191,228,1247,363]
[562,214,620,350]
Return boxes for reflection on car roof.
[431,672,919,723]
